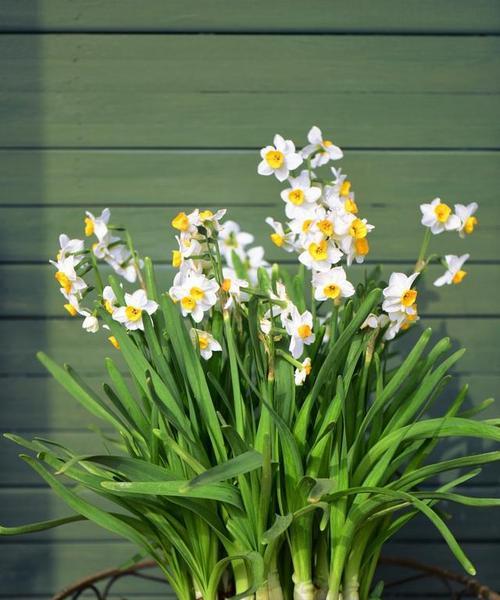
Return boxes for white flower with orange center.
[312,267,355,302]
[420,198,460,234]
[285,308,316,359]
[196,209,227,231]
[171,209,200,236]
[298,236,343,271]
[169,265,219,323]
[288,205,326,247]
[294,357,312,386]
[301,126,343,167]
[84,208,110,240]
[57,234,85,262]
[280,171,322,219]
[221,267,248,308]
[265,217,296,252]
[434,254,470,287]
[50,256,87,301]
[190,328,222,360]
[382,272,419,316]
[455,203,478,238]
[112,289,158,331]
[339,214,373,265]
[106,244,138,283]
[257,134,303,182]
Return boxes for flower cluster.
[49,126,479,385]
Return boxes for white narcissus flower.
[455,203,478,238]
[383,309,420,341]
[106,245,138,283]
[302,126,343,167]
[57,234,84,261]
[171,209,200,235]
[190,328,222,360]
[298,236,343,272]
[221,267,248,308]
[285,308,315,359]
[169,264,219,323]
[257,134,303,182]
[420,198,460,234]
[84,208,111,241]
[434,254,470,287]
[265,217,296,252]
[81,312,99,333]
[294,358,312,386]
[218,220,254,264]
[382,272,419,316]
[50,256,87,301]
[102,285,118,314]
[312,267,355,302]
[197,208,227,230]
[280,171,322,219]
[112,289,158,331]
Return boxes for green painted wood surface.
[0,35,499,147]
[0,3,499,598]
[0,150,498,207]
[1,1,500,33]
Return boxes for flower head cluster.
[258,127,365,306]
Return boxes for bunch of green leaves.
[2,256,500,600]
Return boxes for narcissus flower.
[258,134,303,182]
[265,217,296,252]
[102,286,118,314]
[455,203,478,238]
[280,171,322,219]
[294,357,312,386]
[221,267,248,308]
[298,237,343,271]
[169,264,219,323]
[285,308,315,359]
[171,209,200,235]
[382,272,419,316]
[420,198,460,234]
[302,126,343,167]
[50,256,87,301]
[112,289,158,331]
[190,328,222,360]
[243,246,270,285]
[81,311,99,334]
[434,254,470,287]
[312,267,355,302]
[57,234,84,262]
[84,208,110,240]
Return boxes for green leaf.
[101,480,243,510]
[185,450,263,490]
[0,515,86,536]
[262,513,293,544]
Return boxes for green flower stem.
[415,228,432,273]
[125,229,146,289]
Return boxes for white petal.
[258,160,273,176]
[307,126,322,144]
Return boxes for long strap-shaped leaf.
[355,417,500,484]
[317,485,476,575]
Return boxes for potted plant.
[1,126,498,600]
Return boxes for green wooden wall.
[1,2,499,598]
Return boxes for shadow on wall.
[0,12,56,595]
